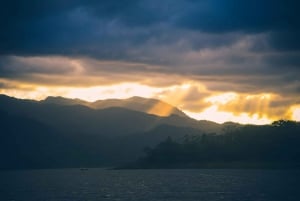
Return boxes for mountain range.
[43,96,187,117]
[0,94,238,169]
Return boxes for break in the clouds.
[0,0,300,123]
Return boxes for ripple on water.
[0,169,299,201]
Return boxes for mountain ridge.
[0,94,224,135]
[42,95,188,118]
[0,94,214,168]
[2,94,298,169]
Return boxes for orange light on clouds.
[64,83,163,101]
[0,79,298,124]
[292,106,300,121]
[156,83,192,105]
[185,105,271,124]
[0,84,67,100]
[184,92,274,124]
[0,82,164,101]
[148,83,194,116]
[205,92,238,105]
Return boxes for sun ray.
[147,102,175,116]
[292,106,300,121]
[148,83,192,116]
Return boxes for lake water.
[0,168,299,201]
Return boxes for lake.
[0,168,299,201]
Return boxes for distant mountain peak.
[42,96,88,106]
[44,96,84,102]
[91,96,187,118]
[41,95,187,118]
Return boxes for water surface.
[0,168,299,201]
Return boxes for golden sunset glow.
[292,106,300,121]
[186,106,272,124]
[1,77,299,124]
[184,92,275,124]
[205,92,238,105]
[65,83,163,102]
[0,82,162,101]
[2,0,300,191]
[147,102,175,117]
[1,50,299,125]
[0,0,299,128]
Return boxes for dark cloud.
[178,0,299,32]
[0,0,299,107]
[0,82,13,89]
[177,0,300,51]
[0,0,172,57]
[202,73,300,95]
[0,56,80,83]
[1,0,299,58]
[268,31,300,51]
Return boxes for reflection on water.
[0,168,299,201]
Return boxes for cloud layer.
[0,0,299,122]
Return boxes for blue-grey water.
[0,168,299,201]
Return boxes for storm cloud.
[0,0,299,122]
[1,0,299,55]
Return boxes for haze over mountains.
[43,96,187,118]
[1,94,225,134]
[0,94,227,169]
[1,94,299,169]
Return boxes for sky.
[0,0,300,124]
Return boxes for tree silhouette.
[134,121,300,168]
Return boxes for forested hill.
[125,120,300,169]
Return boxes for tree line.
[130,120,300,168]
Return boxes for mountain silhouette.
[42,96,187,117]
[0,94,232,169]
[0,94,222,135]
